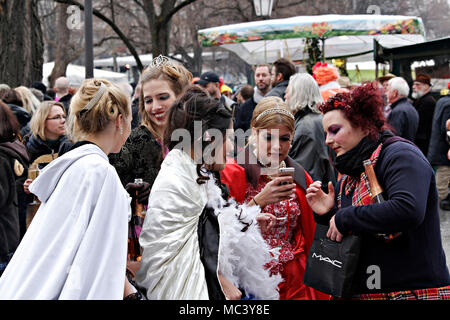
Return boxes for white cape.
[0,144,131,300]
[136,149,209,299]
[136,149,281,300]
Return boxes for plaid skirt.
[349,285,450,300]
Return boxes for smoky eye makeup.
[159,94,170,100]
[144,97,152,104]
[327,125,341,135]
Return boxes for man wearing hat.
[412,74,436,156]
[377,73,396,92]
[376,73,396,118]
[195,71,235,113]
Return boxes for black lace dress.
[109,125,163,189]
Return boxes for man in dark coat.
[234,64,272,133]
[386,77,419,142]
[427,88,450,210]
[412,74,436,156]
[266,58,296,100]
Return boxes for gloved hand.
[125,181,151,205]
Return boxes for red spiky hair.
[318,81,387,140]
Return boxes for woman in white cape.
[136,86,282,300]
[0,79,133,299]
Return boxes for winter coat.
[266,80,289,100]
[58,94,73,113]
[234,97,257,133]
[288,108,336,185]
[0,139,29,261]
[427,94,450,166]
[386,97,419,142]
[316,139,450,293]
[8,104,31,129]
[413,91,436,155]
[25,135,67,164]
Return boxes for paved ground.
[439,207,450,269]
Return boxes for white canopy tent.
[93,51,230,69]
[42,62,128,88]
[198,14,426,64]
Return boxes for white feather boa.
[205,176,283,300]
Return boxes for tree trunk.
[0,0,44,87]
[48,3,75,88]
[151,20,171,58]
[143,0,198,59]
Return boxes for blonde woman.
[15,86,40,115]
[110,55,192,189]
[221,96,329,300]
[23,101,68,212]
[23,101,67,163]
[0,79,134,299]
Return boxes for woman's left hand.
[327,215,343,242]
[256,213,277,233]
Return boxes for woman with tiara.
[222,96,329,300]
[109,56,192,264]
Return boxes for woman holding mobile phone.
[222,96,329,300]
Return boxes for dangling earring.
[120,126,123,135]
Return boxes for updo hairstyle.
[68,79,130,142]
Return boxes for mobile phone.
[279,167,294,185]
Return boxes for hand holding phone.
[278,167,294,185]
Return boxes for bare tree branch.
[53,0,144,70]
[164,0,198,24]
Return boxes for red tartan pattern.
[351,285,450,300]
[338,143,383,209]
[245,176,302,276]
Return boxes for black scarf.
[334,130,394,178]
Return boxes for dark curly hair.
[318,81,387,140]
[164,85,232,185]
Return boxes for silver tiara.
[148,55,171,69]
[82,82,107,113]
[255,108,295,122]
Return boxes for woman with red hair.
[306,82,450,300]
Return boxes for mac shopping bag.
[303,223,361,298]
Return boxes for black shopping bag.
[303,223,361,298]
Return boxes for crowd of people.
[0,55,449,300]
